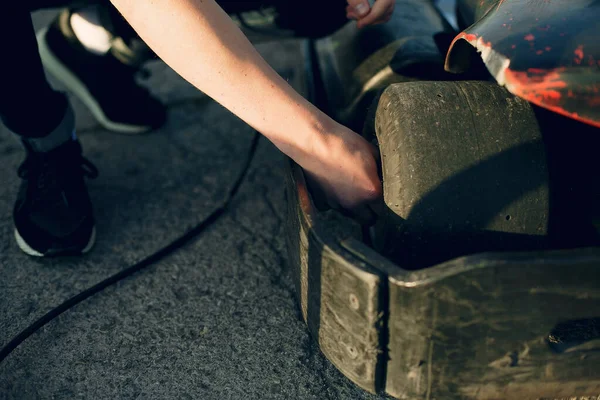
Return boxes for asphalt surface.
[1,3,459,398]
[0,9,394,400]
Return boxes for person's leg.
[53,0,346,134]
[0,5,71,141]
[36,2,166,134]
[1,3,97,256]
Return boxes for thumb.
[346,0,371,17]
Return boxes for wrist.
[269,105,336,167]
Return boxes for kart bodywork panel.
[447,0,600,128]
[285,0,600,398]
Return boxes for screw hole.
[349,293,360,310]
[505,215,512,221]
[347,345,358,359]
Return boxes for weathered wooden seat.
[286,0,600,398]
[286,161,600,398]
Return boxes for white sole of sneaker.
[14,227,96,257]
[36,28,151,135]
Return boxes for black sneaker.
[37,10,166,134]
[13,140,98,257]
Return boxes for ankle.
[21,102,77,153]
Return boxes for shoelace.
[17,153,98,181]
[17,150,98,208]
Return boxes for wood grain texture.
[285,161,388,393]
[285,159,314,323]
[317,249,383,392]
[386,249,600,399]
[286,3,600,399]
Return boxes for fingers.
[299,122,383,227]
[305,166,381,227]
[305,171,377,226]
[347,0,395,29]
[346,0,371,19]
[346,5,365,20]
[356,0,395,28]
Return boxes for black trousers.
[0,0,346,138]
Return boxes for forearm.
[110,0,328,157]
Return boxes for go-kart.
[284,0,600,398]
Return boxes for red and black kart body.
[449,0,599,128]
[283,0,600,399]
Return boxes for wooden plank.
[386,249,600,399]
[285,159,314,323]
[317,247,383,392]
[285,161,388,393]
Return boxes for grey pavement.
[0,9,391,400]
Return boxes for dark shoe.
[232,7,295,44]
[14,140,98,257]
[37,10,166,134]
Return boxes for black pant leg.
[0,4,70,138]
[217,0,349,38]
[270,0,349,38]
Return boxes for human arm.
[110,0,381,220]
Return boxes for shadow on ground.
[0,10,390,400]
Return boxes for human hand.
[300,121,383,225]
[346,0,395,29]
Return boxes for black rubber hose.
[0,132,260,364]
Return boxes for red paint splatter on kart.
[448,0,600,128]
